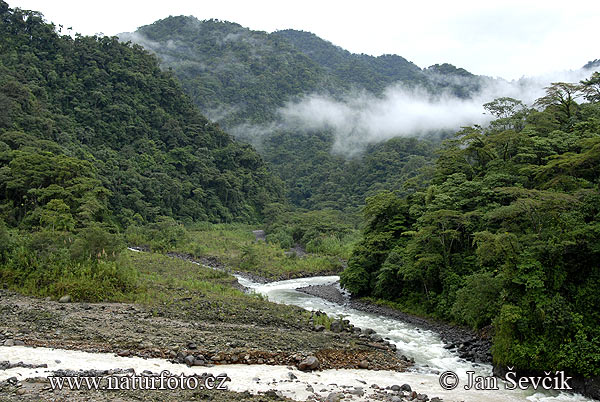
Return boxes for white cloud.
[259,67,596,156]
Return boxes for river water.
[236,274,592,402]
[1,251,593,401]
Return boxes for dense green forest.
[0,2,283,298]
[2,0,600,384]
[341,81,600,378]
[121,17,483,210]
[0,3,283,225]
[261,131,435,211]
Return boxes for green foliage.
[0,4,283,229]
[170,223,346,280]
[0,232,138,302]
[124,18,475,211]
[343,94,600,377]
[265,208,358,258]
[125,217,187,252]
[452,272,502,329]
[70,225,124,261]
[260,132,436,211]
[0,2,285,306]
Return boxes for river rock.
[349,386,364,396]
[370,334,383,342]
[329,321,342,333]
[326,392,343,402]
[184,355,195,366]
[314,325,325,332]
[58,295,71,303]
[390,397,403,402]
[358,360,369,369]
[4,339,14,346]
[400,383,412,392]
[364,328,375,335]
[431,398,443,402]
[287,372,297,380]
[298,356,320,371]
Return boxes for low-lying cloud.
[261,67,596,156]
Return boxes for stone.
[325,392,343,402]
[391,397,403,402]
[358,360,369,369]
[417,394,428,401]
[431,398,443,402]
[298,356,320,371]
[58,295,71,303]
[287,372,297,380]
[329,321,342,333]
[4,339,14,347]
[401,383,412,392]
[314,325,326,332]
[364,328,375,335]
[184,355,195,366]
[348,387,364,396]
[390,384,401,391]
[370,334,383,342]
[187,342,197,350]
[16,389,26,396]
[13,340,24,346]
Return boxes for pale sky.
[6,0,600,80]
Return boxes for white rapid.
[236,274,593,402]
[1,255,594,401]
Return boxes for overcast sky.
[7,0,599,80]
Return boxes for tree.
[39,199,74,232]
[483,97,528,131]
[580,72,600,103]
[534,82,580,123]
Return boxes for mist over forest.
[2,3,600,401]
[120,18,596,157]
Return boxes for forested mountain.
[0,3,283,228]
[273,29,481,97]
[121,16,483,128]
[341,87,600,379]
[261,131,435,211]
[120,17,339,127]
[120,16,485,210]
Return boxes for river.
[236,274,592,402]
[1,252,593,401]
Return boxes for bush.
[451,271,502,329]
[70,225,124,261]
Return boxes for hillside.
[0,6,283,228]
[121,16,483,129]
[341,91,600,381]
[120,16,341,128]
[121,16,489,210]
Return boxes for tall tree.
[534,82,580,123]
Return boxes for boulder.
[298,356,320,371]
[329,321,342,333]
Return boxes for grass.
[123,249,318,328]
[172,223,348,280]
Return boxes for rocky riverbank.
[0,346,446,402]
[296,283,492,365]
